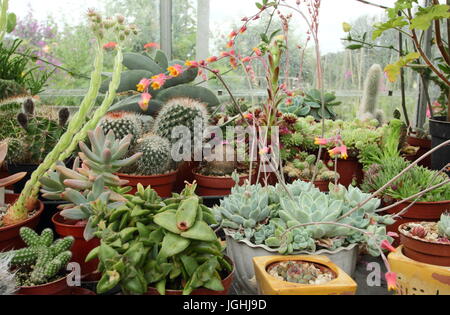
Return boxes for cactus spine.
[134,134,172,175]
[359,64,384,124]
[99,111,142,146]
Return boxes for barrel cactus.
[99,111,143,146]
[104,50,220,116]
[134,134,172,175]
[1,227,74,286]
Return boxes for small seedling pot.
[117,171,178,198]
[0,194,44,251]
[253,255,357,295]
[52,213,100,280]
[399,223,450,267]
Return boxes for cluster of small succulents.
[283,152,338,182]
[0,227,74,287]
[267,261,335,285]
[214,179,394,255]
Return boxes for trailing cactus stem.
[58,47,124,163]
[5,37,106,225]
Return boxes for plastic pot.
[405,136,432,168]
[52,213,100,280]
[429,117,450,173]
[399,223,450,267]
[16,276,68,295]
[174,161,199,193]
[146,256,234,295]
[193,171,256,197]
[335,158,363,187]
[0,194,44,251]
[253,255,357,295]
[117,171,178,198]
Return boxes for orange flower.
[103,42,117,51]
[228,31,238,39]
[136,78,150,92]
[328,146,348,160]
[144,42,160,50]
[240,26,247,34]
[206,56,218,63]
[185,60,199,68]
[167,64,184,77]
[314,138,328,146]
[385,272,397,292]
[253,47,262,56]
[139,93,152,111]
[227,40,235,48]
[381,240,397,253]
[241,56,251,63]
[150,73,168,90]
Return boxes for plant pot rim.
[224,228,358,255]
[0,194,44,232]
[399,223,450,247]
[394,199,450,206]
[51,212,86,229]
[429,117,450,123]
[147,255,235,294]
[116,170,179,179]
[193,170,255,180]
[18,274,67,291]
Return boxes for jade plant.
[0,227,74,287]
[104,49,220,116]
[3,10,133,226]
[87,183,232,295]
[40,127,142,240]
[214,180,394,256]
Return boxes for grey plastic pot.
[224,230,359,295]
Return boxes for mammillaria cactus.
[1,227,74,286]
[99,111,143,146]
[104,50,220,116]
[134,134,172,175]
[438,213,450,239]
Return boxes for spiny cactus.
[134,134,172,175]
[1,227,74,286]
[438,213,450,239]
[359,64,384,124]
[104,50,220,116]
[153,98,209,149]
[99,111,143,146]
[0,254,17,295]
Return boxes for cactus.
[105,50,220,116]
[40,127,141,240]
[1,227,74,286]
[99,111,143,146]
[153,98,209,149]
[438,213,450,239]
[359,64,385,124]
[134,134,172,175]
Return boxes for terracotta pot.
[0,194,44,251]
[335,158,363,187]
[399,223,450,267]
[385,200,450,247]
[16,276,68,295]
[405,136,432,168]
[306,180,331,192]
[174,161,199,193]
[52,213,100,280]
[193,171,256,197]
[146,257,234,295]
[61,287,96,295]
[117,171,178,198]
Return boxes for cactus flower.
[385,272,397,292]
[167,64,184,77]
[136,78,150,92]
[150,73,168,90]
[381,240,396,253]
[139,93,152,111]
[103,42,117,51]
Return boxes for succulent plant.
[99,111,144,146]
[40,127,141,240]
[268,261,335,285]
[438,213,450,239]
[0,227,74,287]
[134,134,172,176]
[104,50,220,116]
[283,152,338,182]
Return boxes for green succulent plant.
[1,227,74,287]
[438,213,450,239]
[104,50,220,116]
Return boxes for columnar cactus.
[1,227,74,286]
[134,134,172,175]
[359,64,384,124]
[99,111,143,146]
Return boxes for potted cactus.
[0,227,74,295]
[40,127,141,278]
[87,183,234,295]
[253,255,357,295]
[213,180,394,294]
[398,213,450,267]
[0,142,44,251]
